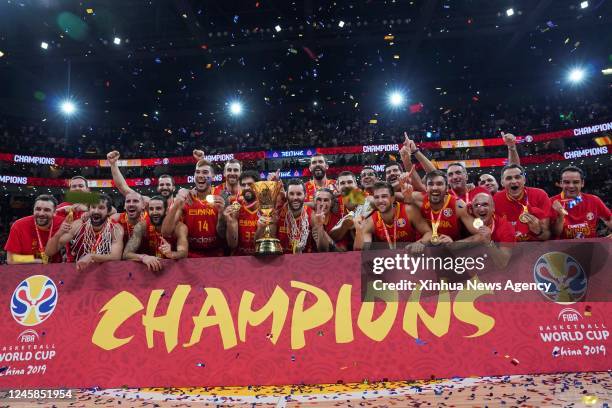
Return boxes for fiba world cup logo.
[10,275,58,326]
[533,252,587,303]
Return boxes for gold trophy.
[252,181,283,255]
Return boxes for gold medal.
[519,212,530,223]
[473,218,484,229]
[40,253,49,264]
[231,202,241,211]
[430,234,440,245]
[205,195,215,204]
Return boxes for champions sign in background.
[0,241,610,389]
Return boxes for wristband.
[411,148,421,155]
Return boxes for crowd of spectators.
[1,93,610,160]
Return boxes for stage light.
[506,8,514,16]
[274,25,282,32]
[580,1,588,8]
[338,20,345,28]
[568,68,585,83]
[388,91,406,108]
[313,101,318,106]
[41,42,49,50]
[0,51,4,58]
[426,131,432,138]
[229,101,243,115]
[60,100,76,116]
[602,68,612,75]
[113,37,121,45]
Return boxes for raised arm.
[107,151,139,197]
[502,132,520,166]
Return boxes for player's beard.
[449,178,465,191]
[150,214,164,227]
[243,190,256,203]
[428,190,444,205]
[35,215,51,228]
[312,166,326,181]
[158,187,173,198]
[226,174,239,186]
[289,197,304,214]
[375,200,391,214]
[90,213,107,227]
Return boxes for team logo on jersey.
[396,218,406,228]
[443,208,453,217]
[586,212,594,221]
[11,275,58,327]
[533,252,587,304]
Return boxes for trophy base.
[255,237,283,256]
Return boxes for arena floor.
[4,371,610,407]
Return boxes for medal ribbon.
[34,217,52,260]
[429,194,451,236]
[380,204,399,249]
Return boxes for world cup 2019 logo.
[533,252,587,303]
[11,275,58,326]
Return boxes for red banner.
[1,122,610,169]
[0,241,610,389]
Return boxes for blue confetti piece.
[155,57,161,64]
[415,338,427,346]
[233,15,239,23]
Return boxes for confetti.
[196,362,205,367]
[415,338,427,346]
[582,395,598,405]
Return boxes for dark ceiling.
[0,0,610,126]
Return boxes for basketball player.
[268,179,314,254]
[106,150,177,208]
[46,194,124,270]
[4,195,63,264]
[446,163,490,205]
[469,192,516,267]
[311,188,346,251]
[353,182,432,251]
[224,170,263,256]
[123,196,188,270]
[55,176,90,220]
[161,159,226,257]
[493,164,551,241]
[550,166,611,239]
[478,174,500,194]
[404,170,481,243]
[359,166,379,195]
[212,159,242,203]
[110,192,147,247]
[305,155,336,202]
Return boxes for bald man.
[469,192,515,267]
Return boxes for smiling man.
[213,159,242,203]
[446,162,489,205]
[404,170,481,243]
[550,166,611,239]
[111,192,147,247]
[305,154,335,202]
[161,159,226,257]
[4,195,63,264]
[493,164,552,241]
